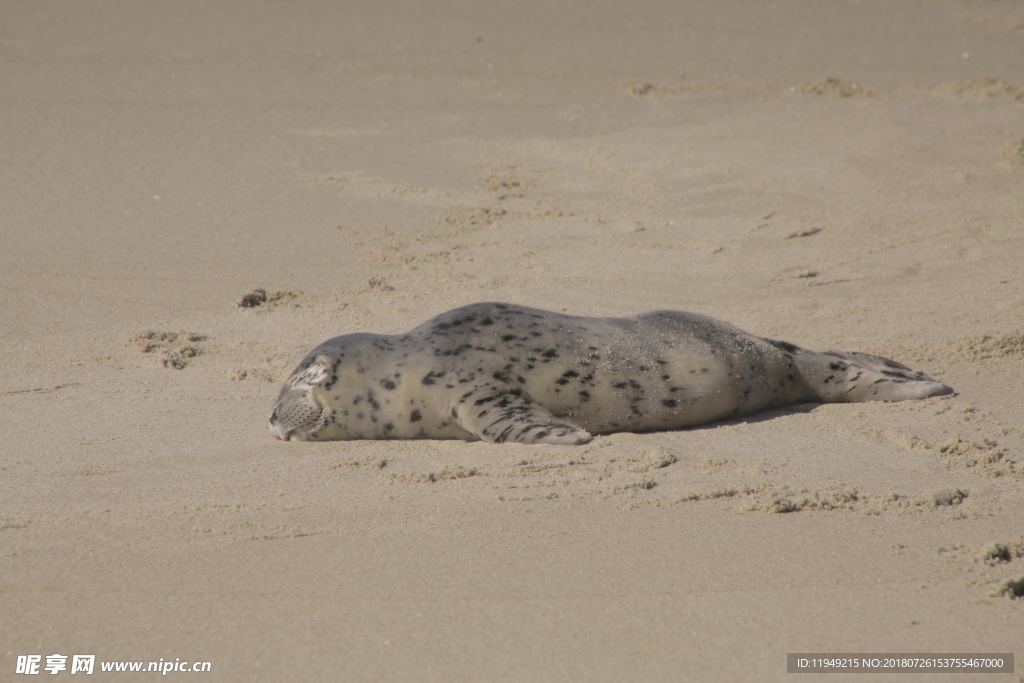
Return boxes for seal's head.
[268,354,331,441]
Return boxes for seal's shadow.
[692,402,822,430]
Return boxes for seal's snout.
[268,405,288,440]
[269,425,292,440]
[268,353,334,441]
[268,385,324,441]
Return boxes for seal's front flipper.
[453,384,592,445]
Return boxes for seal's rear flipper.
[796,349,954,403]
[454,384,592,445]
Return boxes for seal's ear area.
[290,353,334,388]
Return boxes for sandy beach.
[2,0,1023,680]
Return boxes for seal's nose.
[268,421,291,441]
[268,406,289,440]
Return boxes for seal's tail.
[779,343,954,403]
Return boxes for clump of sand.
[767,487,860,513]
[998,574,1024,599]
[932,488,969,507]
[979,539,1024,565]
[237,288,305,309]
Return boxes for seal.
[268,302,953,444]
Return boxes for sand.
[2,0,1023,680]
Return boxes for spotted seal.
[268,302,952,444]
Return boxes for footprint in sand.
[794,78,872,98]
[130,330,208,370]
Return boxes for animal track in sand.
[228,368,277,383]
[794,78,873,98]
[387,466,480,484]
[130,330,208,369]
[0,383,79,397]
[624,78,725,97]
[931,77,1024,102]
[482,167,526,200]
[441,206,509,233]
[881,431,1021,479]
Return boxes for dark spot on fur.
[410,409,422,422]
[661,399,677,408]
[421,370,446,385]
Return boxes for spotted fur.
[268,303,953,444]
